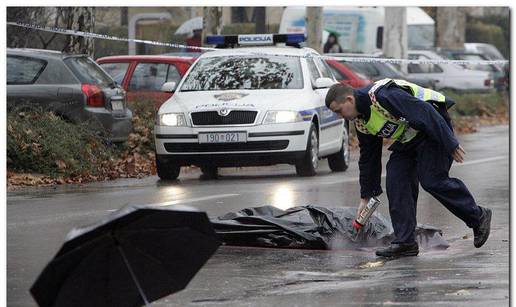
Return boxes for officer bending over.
[325,79,492,258]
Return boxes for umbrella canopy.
[324,27,341,37]
[30,204,220,307]
[175,17,203,36]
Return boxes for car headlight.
[262,111,303,124]
[157,113,188,126]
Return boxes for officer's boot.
[376,242,419,258]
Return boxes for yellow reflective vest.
[355,78,449,143]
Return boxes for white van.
[279,7,435,54]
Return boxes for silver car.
[7,48,132,142]
[406,50,494,92]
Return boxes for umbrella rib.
[117,245,151,307]
[118,230,206,289]
[121,241,186,291]
[120,239,164,266]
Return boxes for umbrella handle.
[117,245,151,307]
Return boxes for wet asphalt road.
[7,125,509,306]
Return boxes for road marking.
[319,155,507,186]
[144,194,240,207]
[105,194,240,211]
[8,194,240,228]
[455,155,507,166]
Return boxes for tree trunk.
[306,7,323,53]
[202,7,223,46]
[62,7,95,56]
[435,7,466,49]
[254,7,266,34]
[383,7,408,72]
[120,7,128,26]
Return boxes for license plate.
[111,100,124,111]
[198,132,247,144]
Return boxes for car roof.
[442,50,487,57]
[96,55,197,63]
[465,43,491,48]
[199,47,317,58]
[408,50,443,59]
[7,48,87,60]
[161,52,203,57]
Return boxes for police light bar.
[206,33,305,48]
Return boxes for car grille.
[164,140,289,152]
[191,111,257,125]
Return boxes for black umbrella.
[30,204,220,307]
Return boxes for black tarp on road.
[211,205,449,250]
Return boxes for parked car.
[438,49,507,92]
[7,48,132,142]
[326,53,436,89]
[464,43,506,62]
[406,50,494,92]
[96,55,196,108]
[155,34,350,180]
[325,59,371,88]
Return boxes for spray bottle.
[352,196,382,231]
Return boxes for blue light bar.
[206,35,226,46]
[205,33,306,48]
[284,33,306,44]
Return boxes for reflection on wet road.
[7,125,509,306]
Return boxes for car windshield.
[99,62,129,84]
[454,54,496,72]
[64,56,114,86]
[338,61,382,79]
[180,55,303,91]
[385,63,405,77]
[478,45,505,60]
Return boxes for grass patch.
[125,98,157,154]
[443,90,508,118]
[7,106,116,177]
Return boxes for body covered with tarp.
[211,205,449,250]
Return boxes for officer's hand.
[358,198,369,217]
[452,144,466,163]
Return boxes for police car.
[154,34,349,179]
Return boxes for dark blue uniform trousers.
[386,137,483,244]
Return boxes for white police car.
[154,34,349,179]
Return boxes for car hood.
[159,89,308,114]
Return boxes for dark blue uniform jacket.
[354,82,459,199]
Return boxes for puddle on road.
[358,260,386,269]
[393,286,419,299]
[446,289,472,296]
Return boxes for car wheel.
[296,123,318,177]
[156,156,180,180]
[200,165,219,180]
[328,123,350,172]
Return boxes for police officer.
[325,79,492,257]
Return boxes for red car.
[325,59,371,88]
[97,55,196,108]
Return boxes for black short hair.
[325,83,354,108]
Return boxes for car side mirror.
[161,81,177,93]
[314,77,336,89]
